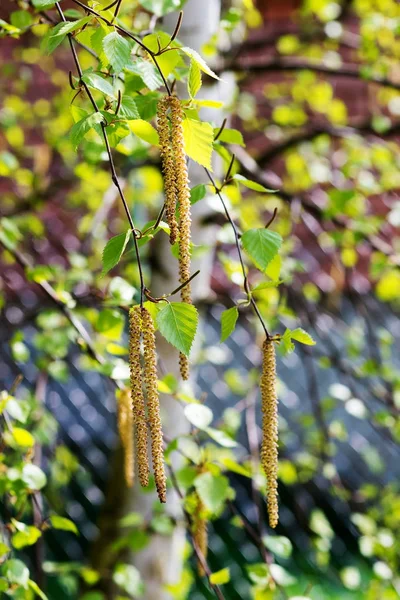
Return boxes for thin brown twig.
[204,168,271,339]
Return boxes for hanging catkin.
[169,95,192,381]
[141,306,167,503]
[157,96,178,245]
[260,339,279,528]
[129,307,150,488]
[117,388,134,488]
[193,495,208,577]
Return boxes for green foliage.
[220,306,239,342]
[241,229,282,271]
[156,302,198,355]
[1,0,399,598]
[101,230,131,276]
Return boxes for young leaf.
[194,472,230,513]
[28,580,48,600]
[143,32,181,78]
[128,120,159,145]
[190,183,207,205]
[210,568,230,585]
[180,46,220,80]
[101,230,131,276]
[41,18,91,54]
[133,58,163,91]
[220,307,239,342]
[102,31,132,73]
[182,118,214,169]
[280,328,295,354]
[184,404,213,429]
[233,174,276,193]
[32,0,56,8]
[81,72,115,97]
[214,128,244,146]
[241,228,282,271]
[70,112,104,149]
[3,559,29,586]
[22,464,47,490]
[156,302,198,356]
[119,96,140,119]
[49,516,78,535]
[188,59,202,98]
[290,328,316,346]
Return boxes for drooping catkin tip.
[129,306,150,488]
[179,352,190,381]
[141,307,167,504]
[117,388,135,488]
[260,339,279,528]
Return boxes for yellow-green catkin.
[260,339,279,528]
[193,495,208,577]
[129,307,149,488]
[157,96,178,245]
[169,95,192,381]
[141,306,167,503]
[117,388,134,488]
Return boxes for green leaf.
[280,329,295,354]
[138,0,186,17]
[182,118,214,169]
[2,559,29,586]
[156,302,198,356]
[22,464,47,490]
[101,230,131,276]
[102,31,132,73]
[41,18,91,54]
[32,0,56,8]
[220,307,238,342]
[119,96,140,120]
[82,72,115,97]
[252,280,283,291]
[214,128,244,146]
[180,47,220,80]
[12,526,42,550]
[128,119,159,145]
[269,564,297,587]
[184,404,213,429]
[70,112,104,150]
[205,427,237,448]
[143,33,181,78]
[28,580,49,600]
[188,59,202,98]
[241,228,282,271]
[190,184,207,205]
[0,217,22,250]
[210,568,230,585]
[194,472,230,513]
[49,516,78,535]
[134,58,164,91]
[246,563,269,587]
[290,328,316,346]
[113,564,144,596]
[233,174,276,193]
[12,427,35,448]
[263,535,292,558]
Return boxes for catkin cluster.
[157,95,192,381]
[260,339,279,528]
[129,306,167,503]
[192,494,208,577]
[117,388,134,488]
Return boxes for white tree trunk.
[119,3,233,598]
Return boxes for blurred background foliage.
[0,0,400,599]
